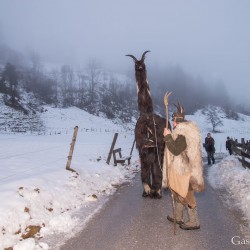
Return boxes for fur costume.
[135,113,166,194]
[162,121,204,195]
[126,51,168,198]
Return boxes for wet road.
[61,164,248,250]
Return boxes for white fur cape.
[162,121,204,193]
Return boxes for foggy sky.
[0,0,250,105]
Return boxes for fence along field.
[0,126,135,185]
[231,138,250,169]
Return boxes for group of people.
[204,134,233,165]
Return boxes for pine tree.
[1,63,19,105]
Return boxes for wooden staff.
[164,92,176,235]
[164,92,171,130]
[164,91,172,186]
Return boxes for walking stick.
[171,191,176,235]
[164,91,172,186]
[164,92,176,235]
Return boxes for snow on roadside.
[208,155,250,225]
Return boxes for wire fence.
[0,129,135,185]
[0,126,135,136]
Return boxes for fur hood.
[162,121,204,192]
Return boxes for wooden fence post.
[106,133,118,165]
[241,138,245,168]
[66,126,78,172]
[130,139,136,156]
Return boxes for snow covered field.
[0,106,250,249]
[0,108,138,250]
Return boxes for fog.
[0,0,250,105]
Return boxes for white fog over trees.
[0,44,247,125]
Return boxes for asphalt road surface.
[61,164,248,250]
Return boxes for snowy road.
[60,163,248,250]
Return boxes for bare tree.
[109,75,118,100]
[49,69,60,105]
[86,59,101,103]
[77,72,88,108]
[1,62,19,105]
[24,51,43,93]
[60,65,74,107]
[205,105,224,132]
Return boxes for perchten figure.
[163,103,204,230]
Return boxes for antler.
[141,50,150,61]
[125,54,138,62]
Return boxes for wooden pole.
[130,139,136,156]
[241,138,245,168]
[164,92,177,235]
[164,92,172,129]
[164,91,172,186]
[66,126,78,172]
[106,133,118,164]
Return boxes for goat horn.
[177,101,185,113]
[174,101,184,113]
[141,50,150,61]
[181,105,185,113]
[125,54,138,62]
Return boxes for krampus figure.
[126,51,170,198]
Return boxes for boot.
[180,207,200,230]
[167,202,184,225]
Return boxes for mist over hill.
[0,44,249,132]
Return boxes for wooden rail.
[231,138,250,169]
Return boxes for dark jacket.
[205,137,215,153]
[226,139,232,150]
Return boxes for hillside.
[0,93,44,133]
[1,92,250,150]
[0,93,136,135]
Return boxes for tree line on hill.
[0,44,247,123]
[0,50,138,122]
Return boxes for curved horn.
[181,105,185,113]
[175,102,184,113]
[141,50,150,61]
[125,54,138,62]
[177,101,185,114]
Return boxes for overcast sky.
[0,0,250,104]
